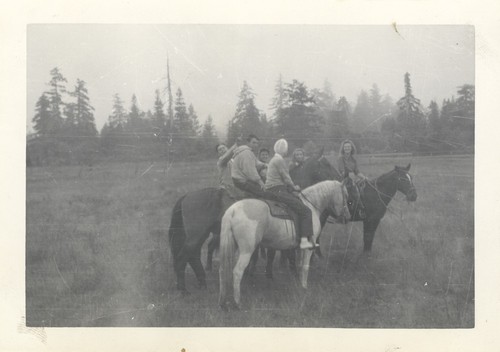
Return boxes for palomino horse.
[218,180,350,311]
[168,149,335,293]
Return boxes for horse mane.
[302,180,339,209]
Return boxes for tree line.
[28,67,474,166]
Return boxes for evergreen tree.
[270,74,286,132]
[153,89,166,130]
[188,104,201,135]
[173,88,191,134]
[329,96,351,141]
[369,83,383,128]
[396,72,426,151]
[32,93,51,135]
[70,79,97,136]
[427,100,441,139]
[107,93,127,130]
[351,90,371,132]
[201,115,217,139]
[46,67,68,134]
[128,94,141,129]
[227,81,262,143]
[278,79,320,147]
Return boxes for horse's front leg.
[363,217,381,252]
[298,249,314,289]
[233,252,253,307]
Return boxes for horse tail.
[169,195,186,260]
[218,205,236,307]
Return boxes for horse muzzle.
[406,189,417,202]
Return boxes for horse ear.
[405,163,411,171]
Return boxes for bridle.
[366,169,416,207]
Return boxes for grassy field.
[26,154,474,327]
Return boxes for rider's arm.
[217,144,237,168]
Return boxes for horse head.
[296,148,342,186]
[394,163,417,202]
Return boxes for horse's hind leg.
[206,231,220,272]
[233,253,253,307]
[265,249,276,279]
[245,248,259,277]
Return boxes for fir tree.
[32,93,51,135]
[153,89,166,129]
[107,93,127,130]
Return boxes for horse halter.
[395,169,417,201]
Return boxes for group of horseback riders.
[215,134,365,250]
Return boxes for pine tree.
[188,104,201,135]
[153,89,166,130]
[173,88,190,134]
[278,79,319,146]
[270,74,286,130]
[396,72,426,151]
[427,100,441,139]
[71,79,97,136]
[46,67,68,134]
[128,94,141,130]
[352,90,371,132]
[107,93,127,130]
[201,115,217,139]
[369,84,383,127]
[228,81,262,143]
[32,93,51,135]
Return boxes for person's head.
[215,143,228,157]
[273,138,288,157]
[339,139,357,156]
[258,148,270,163]
[292,148,305,164]
[246,134,260,152]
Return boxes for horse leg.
[233,252,253,307]
[206,233,220,272]
[363,218,381,252]
[265,249,276,279]
[173,249,190,294]
[188,254,207,289]
[298,249,313,289]
[246,248,259,277]
[287,250,298,278]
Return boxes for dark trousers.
[267,185,313,238]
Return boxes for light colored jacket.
[231,145,264,184]
[264,154,295,190]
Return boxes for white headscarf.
[273,138,288,156]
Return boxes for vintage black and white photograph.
[25,24,476,329]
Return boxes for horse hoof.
[220,300,240,312]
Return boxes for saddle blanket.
[262,199,295,220]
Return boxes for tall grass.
[26,155,473,327]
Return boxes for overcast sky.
[27,25,474,136]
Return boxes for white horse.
[218,180,350,311]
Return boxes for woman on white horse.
[265,139,315,249]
